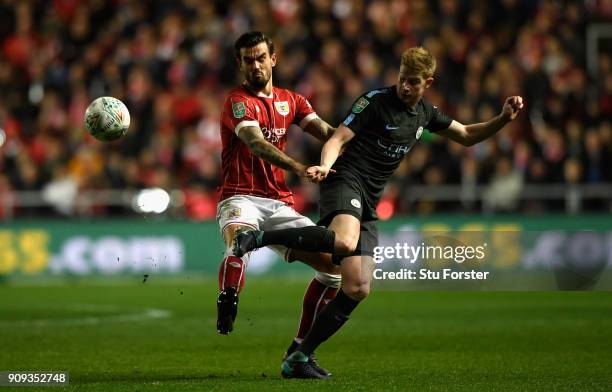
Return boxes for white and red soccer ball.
[84,96,130,142]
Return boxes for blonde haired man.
[235,46,524,379]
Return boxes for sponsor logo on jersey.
[350,199,361,208]
[261,127,287,143]
[274,101,290,116]
[352,97,369,113]
[377,139,412,158]
[385,124,399,130]
[232,102,246,118]
[416,126,424,139]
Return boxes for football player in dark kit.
[234,47,524,379]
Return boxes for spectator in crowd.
[483,155,524,213]
[0,0,610,218]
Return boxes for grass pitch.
[0,277,611,391]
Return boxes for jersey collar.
[242,83,274,99]
[256,90,273,98]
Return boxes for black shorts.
[317,174,379,263]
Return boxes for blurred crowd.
[0,0,611,219]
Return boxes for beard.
[246,72,270,90]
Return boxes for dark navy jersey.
[332,86,453,203]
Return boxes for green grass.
[0,278,611,391]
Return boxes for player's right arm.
[306,124,355,182]
[237,125,307,176]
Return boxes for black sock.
[297,290,360,357]
[260,226,335,253]
[285,339,299,356]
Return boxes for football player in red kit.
[216,31,340,377]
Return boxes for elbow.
[459,133,477,147]
[462,138,475,147]
[455,125,475,146]
[325,127,337,141]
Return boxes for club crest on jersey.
[274,101,290,116]
[232,102,246,118]
[352,97,369,113]
[416,126,424,140]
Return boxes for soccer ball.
[84,96,130,141]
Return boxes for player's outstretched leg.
[281,289,359,379]
[233,226,336,258]
[217,252,246,334]
[284,272,340,377]
[282,254,374,379]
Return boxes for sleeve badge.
[232,102,246,118]
[352,97,369,113]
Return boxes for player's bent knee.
[222,224,255,247]
[342,283,370,301]
[334,236,359,255]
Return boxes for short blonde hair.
[400,47,436,79]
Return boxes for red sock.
[296,278,339,340]
[218,256,245,292]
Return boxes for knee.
[334,234,359,255]
[342,281,370,301]
[223,224,252,247]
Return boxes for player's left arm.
[302,117,336,143]
[305,124,355,182]
[437,96,524,146]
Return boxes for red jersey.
[219,85,318,204]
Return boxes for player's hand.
[294,163,311,180]
[501,96,524,121]
[305,165,335,183]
